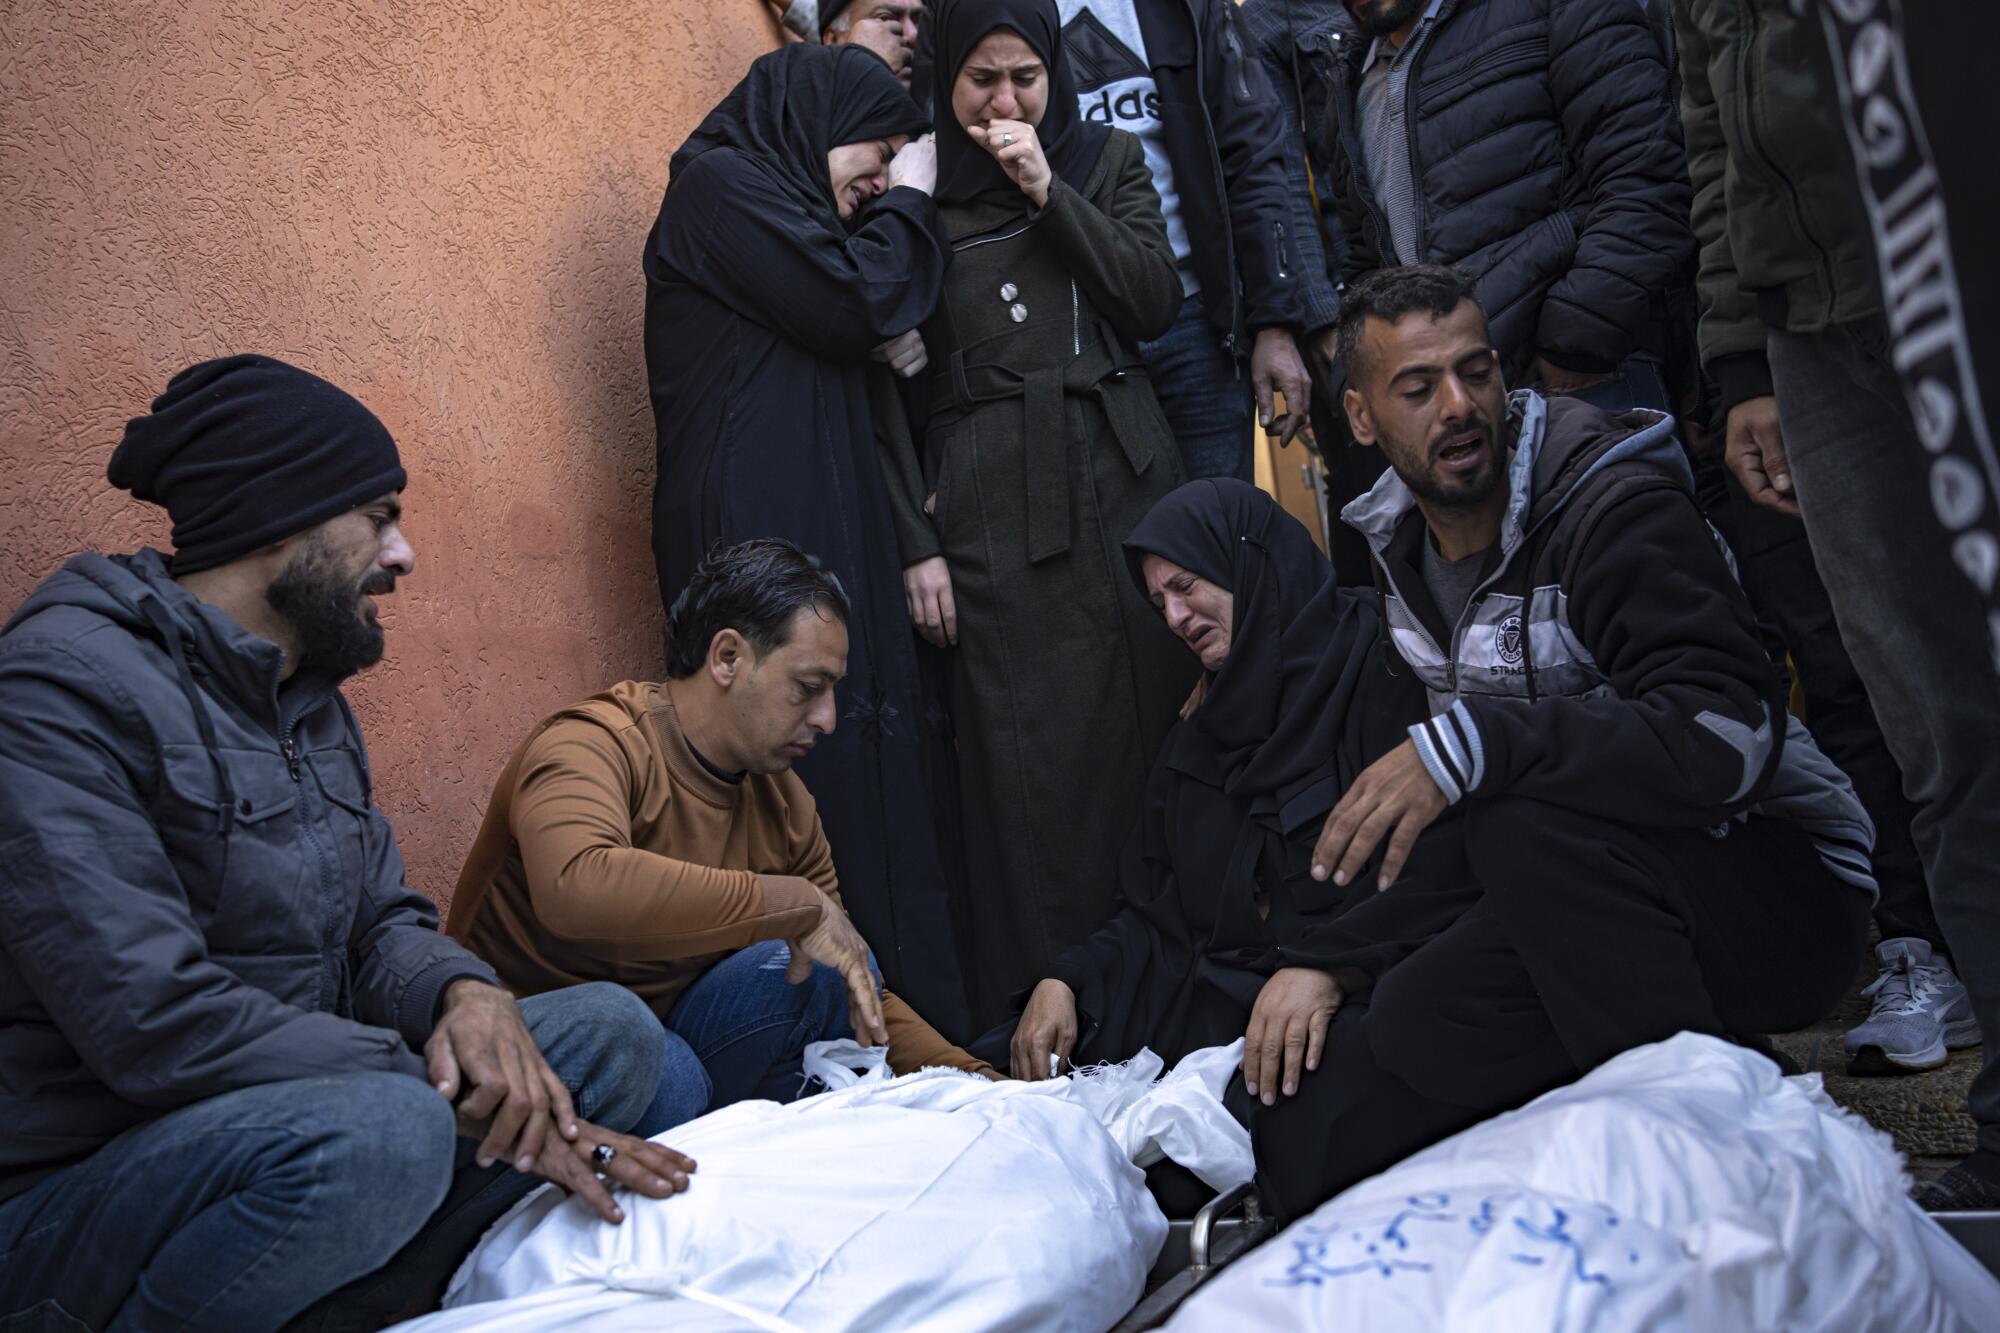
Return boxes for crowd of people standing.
[2,0,1997,1326]
[713,0,1997,1205]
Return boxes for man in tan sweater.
[449,539,989,1133]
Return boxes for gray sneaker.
[1845,937,1981,1074]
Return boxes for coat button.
[999,282,1019,301]
[1009,303,1028,323]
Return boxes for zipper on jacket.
[1221,14,1253,101]
[1727,0,1838,311]
[1328,29,1397,271]
[952,220,1037,254]
[1071,279,1081,356]
[1401,11,1435,262]
[1185,0,1243,355]
[281,704,344,1012]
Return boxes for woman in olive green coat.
[875,0,1197,1029]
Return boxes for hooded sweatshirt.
[0,550,498,1202]
[1341,392,1878,896]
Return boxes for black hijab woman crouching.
[873,0,1199,1030]
[643,45,969,1035]
[967,481,1482,1204]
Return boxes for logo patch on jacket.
[1497,614,1526,667]
[1063,9,1151,92]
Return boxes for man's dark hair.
[664,538,851,679]
[1333,264,1484,385]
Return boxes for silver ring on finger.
[1002,132,1014,146]
[591,1142,616,1180]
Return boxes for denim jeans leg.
[0,1072,456,1331]
[1770,316,2000,1154]
[1569,354,1671,414]
[287,981,667,1330]
[666,940,856,1108]
[637,1026,714,1138]
[1138,294,1254,483]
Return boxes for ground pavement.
[1770,945,1980,1186]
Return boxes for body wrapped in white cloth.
[1167,1033,2000,1333]
[394,1041,1252,1332]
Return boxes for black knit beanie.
[108,355,408,575]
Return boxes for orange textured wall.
[0,1,780,910]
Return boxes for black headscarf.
[669,43,929,233]
[961,482,1427,1073]
[1125,479,1387,833]
[930,0,1110,208]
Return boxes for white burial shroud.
[392,1039,1253,1333]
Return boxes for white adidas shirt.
[1057,0,1198,295]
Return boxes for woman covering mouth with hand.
[871,0,1200,1031]
[641,43,974,1036]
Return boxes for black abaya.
[968,481,1446,1068]
[644,45,969,1035]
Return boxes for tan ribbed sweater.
[447,680,989,1077]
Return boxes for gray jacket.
[0,550,497,1201]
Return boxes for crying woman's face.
[826,135,907,219]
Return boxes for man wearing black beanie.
[0,356,699,1329]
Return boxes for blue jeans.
[1138,294,1253,483]
[0,982,662,1332]
[1568,354,1672,414]
[637,939,858,1136]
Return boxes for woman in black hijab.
[967,481,1472,1100]
[872,0,1197,1030]
[643,42,968,1036]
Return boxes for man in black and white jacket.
[1242,266,1873,1221]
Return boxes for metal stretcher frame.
[1935,1211,2000,1279]
[1113,1183,1275,1332]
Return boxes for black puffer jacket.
[0,550,498,1202]
[1319,0,1694,378]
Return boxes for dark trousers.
[1711,470,1945,951]
[1771,316,2000,1155]
[1250,797,1869,1224]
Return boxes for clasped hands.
[425,979,695,1224]
[423,888,888,1225]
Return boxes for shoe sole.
[1847,1020,1981,1075]
[1849,1043,1946,1074]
